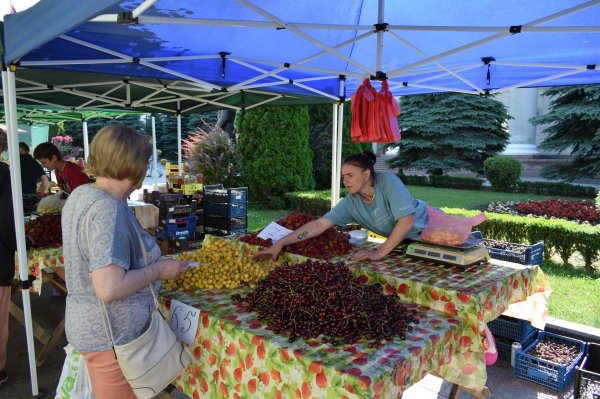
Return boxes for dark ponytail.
[343,150,377,185]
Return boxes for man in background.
[19,142,49,196]
[33,142,89,195]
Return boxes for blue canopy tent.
[2,0,600,396]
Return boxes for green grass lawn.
[396,186,584,209]
[543,261,600,328]
[247,186,600,327]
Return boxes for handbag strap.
[84,201,159,349]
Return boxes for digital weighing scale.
[406,236,490,267]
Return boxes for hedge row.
[513,180,597,198]
[397,173,597,198]
[444,208,600,269]
[398,173,485,190]
[284,192,600,269]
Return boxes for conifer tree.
[530,85,600,181]
[238,106,314,207]
[387,93,510,175]
[308,104,368,189]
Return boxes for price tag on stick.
[168,299,200,345]
[257,222,293,243]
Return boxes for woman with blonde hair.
[61,125,188,398]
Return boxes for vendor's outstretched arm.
[254,217,334,261]
[350,214,414,260]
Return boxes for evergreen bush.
[238,106,314,208]
[530,85,600,181]
[308,104,367,189]
[484,156,522,191]
[388,93,510,175]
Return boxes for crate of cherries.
[471,231,544,265]
[514,331,586,392]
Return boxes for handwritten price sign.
[257,222,293,243]
[168,299,199,345]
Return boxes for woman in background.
[62,125,188,398]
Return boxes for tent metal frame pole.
[132,0,157,18]
[412,64,481,84]
[245,95,283,110]
[130,81,242,111]
[330,103,338,209]
[59,35,220,91]
[76,83,125,110]
[142,55,219,62]
[20,59,128,67]
[400,82,480,95]
[233,56,364,78]
[99,14,600,34]
[182,93,240,113]
[132,87,169,107]
[235,0,374,75]
[293,82,339,101]
[335,102,344,205]
[492,61,588,69]
[488,68,587,94]
[82,120,89,162]
[229,30,373,90]
[2,69,40,397]
[177,102,182,176]
[151,116,158,191]
[387,0,600,78]
[387,31,484,94]
[376,0,385,72]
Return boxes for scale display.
[406,241,490,267]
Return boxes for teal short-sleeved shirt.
[323,172,428,238]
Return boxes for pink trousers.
[81,349,136,399]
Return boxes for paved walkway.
[3,285,585,399]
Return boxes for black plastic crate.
[204,226,247,237]
[203,185,248,204]
[204,215,247,231]
[576,343,600,399]
[159,202,197,222]
[471,231,544,265]
[203,202,248,218]
[489,315,538,342]
[495,332,537,363]
[515,331,586,392]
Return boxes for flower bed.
[487,199,599,225]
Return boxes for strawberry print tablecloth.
[338,244,552,389]
[222,237,551,390]
[161,287,467,399]
[16,246,64,294]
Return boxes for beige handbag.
[96,224,192,399]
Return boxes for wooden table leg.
[36,317,65,367]
[9,298,66,367]
[449,383,461,399]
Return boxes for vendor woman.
[255,151,429,261]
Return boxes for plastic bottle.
[511,342,522,367]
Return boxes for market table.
[336,243,552,391]
[11,246,66,366]
[161,287,468,399]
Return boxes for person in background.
[33,142,89,195]
[19,142,49,196]
[0,129,16,387]
[255,151,430,261]
[62,125,188,398]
